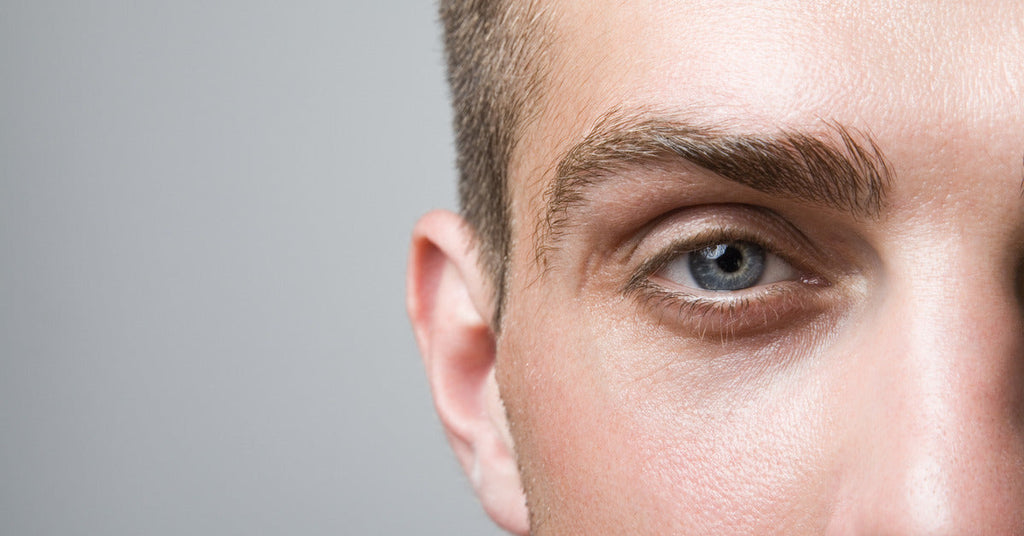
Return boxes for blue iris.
[688,241,766,291]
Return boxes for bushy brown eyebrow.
[536,110,894,263]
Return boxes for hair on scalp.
[439,0,552,326]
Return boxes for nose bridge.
[903,273,1022,519]
[837,243,1024,534]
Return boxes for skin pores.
[493,1,1024,534]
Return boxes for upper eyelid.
[621,204,829,272]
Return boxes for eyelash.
[623,227,828,337]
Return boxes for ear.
[406,210,529,535]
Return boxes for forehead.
[509,0,1024,206]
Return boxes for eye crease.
[658,241,799,292]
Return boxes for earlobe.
[406,210,529,535]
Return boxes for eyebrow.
[538,109,894,260]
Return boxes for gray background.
[1,1,502,534]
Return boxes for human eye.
[659,240,798,292]
[624,208,836,338]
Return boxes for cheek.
[498,297,845,534]
[498,312,651,531]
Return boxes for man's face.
[497,1,1024,533]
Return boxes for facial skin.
[409,1,1024,534]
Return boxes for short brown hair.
[439,0,551,324]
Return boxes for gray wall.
[0,1,501,534]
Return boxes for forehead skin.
[510,0,1024,206]
[496,1,1024,534]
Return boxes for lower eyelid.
[634,281,833,339]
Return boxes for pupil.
[715,246,743,273]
